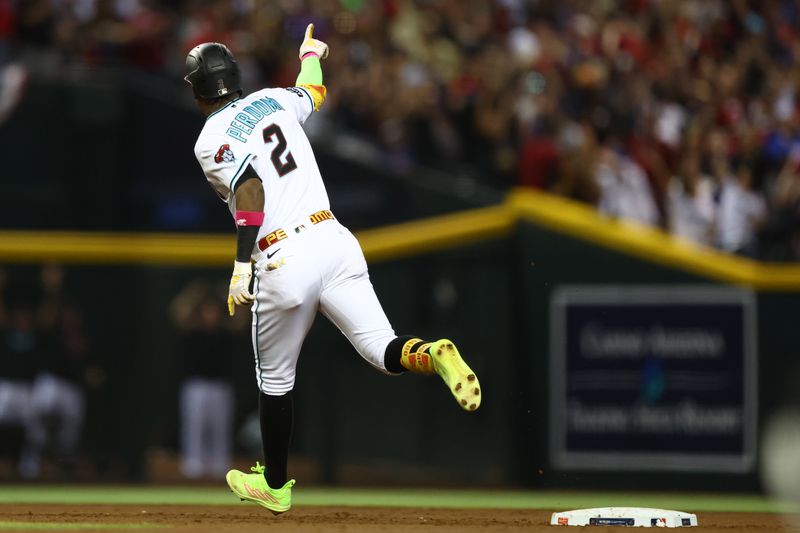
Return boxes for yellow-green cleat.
[429,339,481,411]
[226,462,295,515]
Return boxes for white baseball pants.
[251,220,396,394]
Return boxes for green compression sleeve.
[296,57,323,86]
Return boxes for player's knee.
[258,373,296,396]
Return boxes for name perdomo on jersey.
[224,96,284,143]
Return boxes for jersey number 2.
[262,124,297,177]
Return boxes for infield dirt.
[0,504,797,532]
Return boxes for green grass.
[0,486,796,514]
[0,523,165,530]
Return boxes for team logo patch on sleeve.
[214,144,235,163]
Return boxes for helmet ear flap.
[185,54,199,77]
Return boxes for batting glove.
[227,261,254,316]
[299,23,329,60]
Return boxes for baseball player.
[185,25,481,514]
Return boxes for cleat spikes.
[431,339,480,412]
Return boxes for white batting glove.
[299,23,329,60]
[227,261,254,316]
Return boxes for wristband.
[232,260,252,275]
[301,52,320,60]
[234,210,264,227]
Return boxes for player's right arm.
[270,24,328,124]
[284,24,328,122]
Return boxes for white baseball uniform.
[194,87,397,394]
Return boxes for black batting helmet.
[184,42,242,100]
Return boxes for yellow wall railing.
[507,188,800,291]
[1,188,799,290]
[0,204,515,268]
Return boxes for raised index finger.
[305,23,314,41]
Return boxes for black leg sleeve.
[384,335,422,374]
[259,391,293,489]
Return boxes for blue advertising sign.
[550,286,757,472]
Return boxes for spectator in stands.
[595,137,660,227]
[717,164,768,255]
[667,152,717,246]
[170,279,237,480]
[762,145,800,260]
[518,115,560,191]
[550,122,601,205]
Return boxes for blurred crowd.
[0,265,250,481]
[0,265,99,479]
[4,0,800,259]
